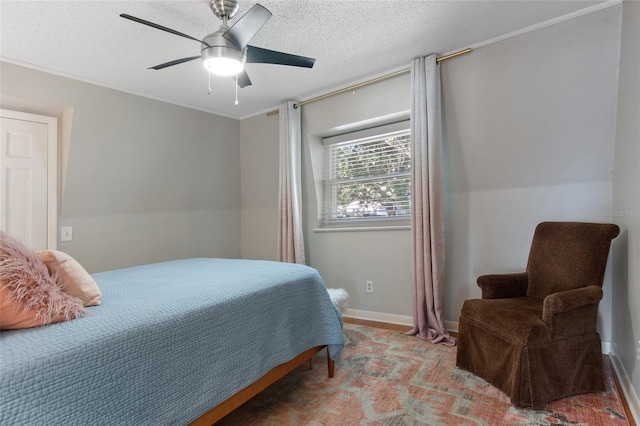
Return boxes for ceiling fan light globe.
[203,57,244,76]
[201,42,246,76]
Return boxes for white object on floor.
[327,288,349,313]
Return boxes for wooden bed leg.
[327,347,335,378]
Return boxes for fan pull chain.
[208,72,211,95]
[235,75,239,107]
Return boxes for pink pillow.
[38,250,101,307]
[0,232,84,330]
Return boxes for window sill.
[313,225,411,233]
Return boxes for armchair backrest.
[526,222,620,300]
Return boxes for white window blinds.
[322,121,411,227]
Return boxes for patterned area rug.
[217,323,629,425]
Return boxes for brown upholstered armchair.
[456,222,620,408]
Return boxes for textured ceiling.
[1,0,609,119]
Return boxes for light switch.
[61,226,73,242]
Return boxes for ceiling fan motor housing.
[201,32,247,75]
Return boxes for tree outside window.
[323,126,411,227]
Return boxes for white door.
[0,110,57,250]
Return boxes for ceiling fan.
[120,0,315,88]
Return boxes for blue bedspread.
[0,258,344,425]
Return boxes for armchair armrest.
[477,272,528,299]
[542,285,603,325]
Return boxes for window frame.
[320,120,411,229]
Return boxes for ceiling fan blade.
[246,46,316,68]
[149,56,201,70]
[223,4,272,49]
[120,14,209,47]
[235,70,252,88]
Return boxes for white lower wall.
[60,210,240,273]
[447,180,616,341]
[610,2,640,419]
[610,348,640,423]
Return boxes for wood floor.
[342,316,635,426]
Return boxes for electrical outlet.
[366,280,373,293]
[60,226,73,242]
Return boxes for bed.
[0,257,344,425]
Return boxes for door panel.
[1,114,51,250]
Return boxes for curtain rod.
[266,48,471,116]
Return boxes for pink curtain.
[276,101,305,264]
[408,55,455,346]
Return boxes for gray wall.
[612,0,640,407]
[442,5,621,342]
[239,111,280,261]
[301,76,413,317]
[239,6,623,342]
[1,62,241,273]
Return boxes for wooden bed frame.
[190,346,335,425]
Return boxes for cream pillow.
[38,250,102,307]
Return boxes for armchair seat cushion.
[461,297,549,345]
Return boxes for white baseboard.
[343,308,460,334]
[609,351,640,424]
[343,309,412,326]
[446,320,459,334]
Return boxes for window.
[321,121,411,228]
